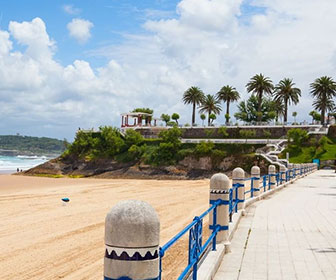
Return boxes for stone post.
[268,165,276,190]
[279,165,287,184]
[251,166,261,196]
[288,163,293,180]
[293,164,297,178]
[209,173,231,246]
[232,167,245,211]
[104,200,160,280]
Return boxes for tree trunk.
[192,102,196,125]
[226,102,230,125]
[257,92,262,123]
[284,101,288,124]
[208,111,211,126]
[321,108,325,126]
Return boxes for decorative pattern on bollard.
[251,166,260,197]
[268,165,276,189]
[104,200,160,280]
[209,173,231,244]
[232,168,245,210]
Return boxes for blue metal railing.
[158,165,312,280]
[159,199,222,280]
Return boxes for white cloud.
[1,1,336,139]
[63,4,81,15]
[9,17,55,60]
[67,18,93,44]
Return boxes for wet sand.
[0,175,210,279]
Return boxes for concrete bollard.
[232,167,245,211]
[268,165,276,189]
[288,163,293,180]
[279,165,287,184]
[104,200,160,280]
[295,164,300,177]
[209,173,231,247]
[293,164,297,178]
[251,166,261,196]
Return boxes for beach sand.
[0,175,211,279]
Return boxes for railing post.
[251,166,260,196]
[209,173,231,251]
[268,165,276,190]
[104,200,160,280]
[280,165,287,184]
[233,167,245,212]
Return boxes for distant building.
[121,112,161,128]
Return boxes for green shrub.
[177,148,194,159]
[128,144,143,160]
[287,128,308,146]
[205,129,214,138]
[167,121,177,127]
[263,130,271,139]
[124,129,143,148]
[195,141,214,156]
[239,129,256,138]
[218,127,229,138]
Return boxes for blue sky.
[0,0,335,140]
[0,0,180,67]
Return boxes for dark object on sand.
[61,198,70,202]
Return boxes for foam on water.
[0,155,50,172]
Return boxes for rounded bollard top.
[210,173,230,190]
[279,164,287,171]
[233,167,245,179]
[268,164,276,173]
[251,166,260,175]
[105,200,160,248]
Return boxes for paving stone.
[214,170,336,280]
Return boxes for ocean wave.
[0,155,48,171]
[17,155,47,160]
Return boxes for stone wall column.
[209,173,231,244]
[268,165,276,190]
[251,166,261,196]
[232,167,245,211]
[104,200,160,280]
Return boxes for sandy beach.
[0,174,211,279]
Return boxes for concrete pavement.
[214,170,336,280]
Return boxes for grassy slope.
[286,137,336,163]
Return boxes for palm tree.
[216,85,240,125]
[182,86,205,126]
[312,98,335,125]
[199,94,222,126]
[272,99,285,123]
[273,78,301,124]
[246,74,274,122]
[310,76,336,126]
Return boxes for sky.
[0,0,336,140]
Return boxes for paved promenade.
[214,170,336,280]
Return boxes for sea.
[0,155,50,174]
